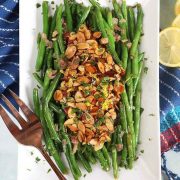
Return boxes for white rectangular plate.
[19,0,160,179]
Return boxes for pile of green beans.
[33,0,144,179]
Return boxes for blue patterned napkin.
[0,0,19,105]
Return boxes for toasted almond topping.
[90,138,98,145]
[77,42,90,50]
[67,102,76,108]
[68,124,79,132]
[84,29,91,39]
[75,91,85,102]
[77,131,84,142]
[100,38,109,45]
[97,61,105,73]
[107,54,114,65]
[93,31,102,39]
[85,64,97,73]
[76,103,87,111]
[94,142,104,151]
[105,118,114,132]
[67,108,76,118]
[69,32,77,41]
[54,90,63,101]
[77,31,86,43]
[76,76,90,84]
[64,118,74,126]
[65,45,77,59]
[52,30,58,38]
[95,48,105,56]
[78,121,86,134]
[79,24,88,32]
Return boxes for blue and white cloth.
[0,0,19,103]
[0,0,180,179]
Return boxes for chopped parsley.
[140,150,144,153]
[101,76,110,84]
[84,90,90,96]
[35,157,41,163]
[81,82,89,87]
[83,174,87,178]
[51,1,55,4]
[140,107,144,115]
[30,151,34,156]
[36,3,41,8]
[47,169,51,173]
[144,67,148,74]
[149,113,155,116]
[95,117,105,127]
[94,93,100,99]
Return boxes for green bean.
[119,102,127,133]
[107,9,113,29]
[121,89,135,155]
[35,1,49,72]
[94,7,121,65]
[43,68,52,96]
[102,146,111,168]
[77,151,92,173]
[127,133,133,169]
[133,53,144,94]
[120,134,128,167]
[56,4,65,54]
[47,49,53,68]
[77,6,91,30]
[128,6,136,41]
[49,102,63,114]
[64,0,73,31]
[37,32,41,49]
[84,150,97,164]
[43,103,60,142]
[121,0,129,39]
[113,0,128,70]
[49,6,58,37]
[116,125,122,145]
[33,73,43,86]
[132,52,139,87]
[61,132,82,177]
[40,105,68,174]
[58,111,66,133]
[95,150,109,171]
[112,146,118,179]
[130,4,144,59]
[53,41,60,59]
[33,88,40,117]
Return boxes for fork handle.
[39,148,66,180]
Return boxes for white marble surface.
[0,114,18,180]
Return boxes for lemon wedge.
[159,27,180,67]
[175,0,180,15]
[172,15,180,28]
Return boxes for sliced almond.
[86,40,98,48]
[95,48,105,56]
[114,64,121,73]
[93,31,102,39]
[85,128,94,136]
[86,95,94,103]
[64,118,74,126]
[77,31,86,43]
[67,102,76,108]
[78,121,86,134]
[68,124,78,132]
[100,38,109,45]
[65,45,77,59]
[75,91,85,102]
[109,109,117,120]
[67,108,76,118]
[105,118,114,132]
[107,54,114,65]
[89,138,98,146]
[77,131,84,142]
[79,24,87,32]
[54,90,63,101]
[94,142,104,151]
[97,61,105,73]
[69,32,77,41]
[77,42,90,50]
[84,123,93,128]
[76,103,87,111]
[84,29,91,39]
[85,112,95,124]
[76,76,90,84]
[85,64,97,73]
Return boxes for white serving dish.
[19,0,160,179]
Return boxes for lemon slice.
[175,0,180,15]
[172,15,180,28]
[159,27,180,67]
